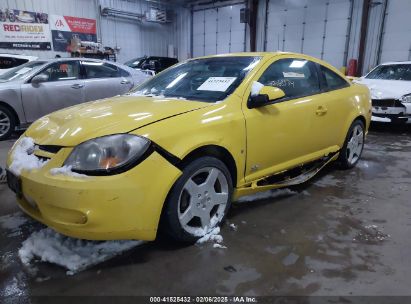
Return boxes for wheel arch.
[354,114,366,127]
[179,144,238,188]
[0,101,20,126]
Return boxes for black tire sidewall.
[339,119,365,169]
[0,106,15,141]
[162,156,233,243]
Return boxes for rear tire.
[338,119,365,169]
[161,156,233,243]
[0,105,16,141]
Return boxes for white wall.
[0,0,175,63]
[192,3,246,58]
[98,0,175,62]
[378,0,411,63]
[262,0,354,69]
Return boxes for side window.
[120,68,130,77]
[258,58,321,99]
[82,62,121,79]
[40,61,80,82]
[320,65,349,91]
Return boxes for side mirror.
[247,85,286,109]
[31,74,48,85]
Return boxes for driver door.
[20,60,85,123]
[243,57,322,182]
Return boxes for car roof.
[41,58,125,66]
[192,51,310,59]
[146,56,178,60]
[380,61,411,65]
[49,58,105,63]
[0,53,38,60]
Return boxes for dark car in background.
[124,56,178,75]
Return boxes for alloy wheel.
[0,110,11,137]
[346,124,364,165]
[178,167,229,235]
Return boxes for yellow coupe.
[6,52,371,242]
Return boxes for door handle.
[316,106,328,116]
[71,84,84,89]
[120,79,130,84]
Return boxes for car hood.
[26,95,211,146]
[0,79,22,87]
[355,78,411,99]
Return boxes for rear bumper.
[10,150,181,241]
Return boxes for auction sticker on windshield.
[197,77,237,92]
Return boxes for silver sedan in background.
[0,58,150,140]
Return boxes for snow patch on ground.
[196,227,223,245]
[235,188,297,203]
[49,166,89,178]
[8,137,48,176]
[229,223,237,231]
[213,243,227,249]
[2,277,23,297]
[251,81,264,96]
[18,228,143,275]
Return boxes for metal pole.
[376,0,388,65]
[357,0,371,76]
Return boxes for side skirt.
[233,152,339,200]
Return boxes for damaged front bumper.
[371,99,411,123]
[6,142,182,241]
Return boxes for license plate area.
[6,170,22,198]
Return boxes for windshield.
[124,57,144,69]
[132,56,261,102]
[365,64,411,81]
[0,61,46,82]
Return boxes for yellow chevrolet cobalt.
[6,52,371,242]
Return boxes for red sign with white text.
[64,16,96,34]
[50,15,97,52]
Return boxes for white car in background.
[0,54,38,75]
[355,61,411,123]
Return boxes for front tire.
[0,106,15,141]
[161,156,233,243]
[338,119,365,169]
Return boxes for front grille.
[372,99,404,107]
[37,145,63,154]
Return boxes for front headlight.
[400,94,411,103]
[64,134,151,175]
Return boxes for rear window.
[82,61,121,78]
[0,57,29,69]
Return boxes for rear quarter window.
[319,65,349,91]
[0,57,29,69]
